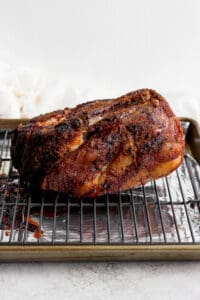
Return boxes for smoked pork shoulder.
[11,89,185,197]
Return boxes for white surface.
[0,262,200,300]
[0,1,200,300]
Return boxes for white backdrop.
[0,0,200,95]
[0,0,200,120]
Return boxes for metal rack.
[0,127,200,248]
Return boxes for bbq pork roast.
[11,89,185,197]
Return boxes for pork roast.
[11,89,185,197]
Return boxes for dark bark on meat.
[11,89,185,197]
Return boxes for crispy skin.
[11,89,185,197]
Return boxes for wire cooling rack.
[0,125,200,246]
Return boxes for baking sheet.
[0,118,200,261]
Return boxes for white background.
[0,1,200,299]
[0,0,200,95]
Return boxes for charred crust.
[55,118,81,132]
[54,122,72,132]
[102,181,110,190]
[70,118,81,129]
[140,135,164,154]
[11,88,184,197]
